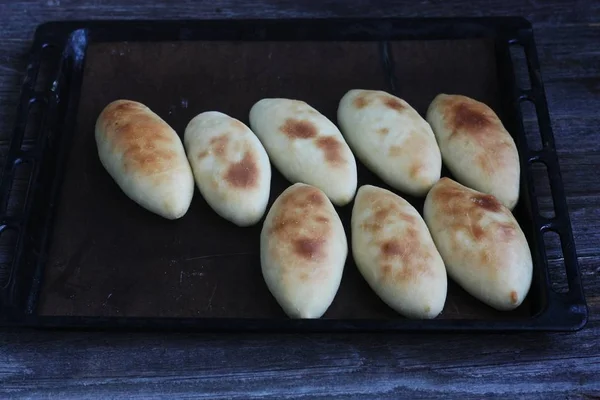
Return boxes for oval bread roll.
[260,183,347,318]
[95,100,194,219]
[249,98,357,206]
[337,89,442,197]
[423,177,533,310]
[352,185,447,319]
[184,111,271,226]
[426,94,520,209]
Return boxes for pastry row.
[262,180,532,320]
[94,90,520,226]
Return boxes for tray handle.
[509,30,588,329]
[0,28,71,319]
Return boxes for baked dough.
[95,99,194,219]
[184,111,271,226]
[249,98,357,206]
[351,185,447,318]
[423,177,532,310]
[337,89,442,197]
[260,183,347,318]
[426,94,520,209]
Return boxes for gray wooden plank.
[1,318,600,398]
[0,0,598,30]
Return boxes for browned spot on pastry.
[99,100,181,175]
[393,134,430,162]
[380,229,421,261]
[471,224,486,241]
[280,118,318,139]
[293,237,325,261]
[209,134,229,157]
[268,215,295,236]
[353,93,371,109]
[388,145,403,157]
[431,178,519,253]
[279,185,324,209]
[379,251,432,285]
[395,260,431,283]
[409,163,423,179]
[497,222,516,240]
[480,249,491,265]
[479,140,516,173]
[431,178,463,208]
[224,152,258,188]
[400,212,418,225]
[270,186,330,250]
[476,153,492,173]
[103,108,171,146]
[510,290,519,304]
[315,136,345,165]
[359,188,417,234]
[306,190,324,206]
[374,208,392,222]
[471,194,502,213]
[373,203,416,226]
[119,130,176,174]
[378,128,389,135]
[360,221,382,233]
[434,96,518,181]
[197,150,208,159]
[102,100,148,124]
[354,186,434,285]
[113,100,142,111]
[383,96,405,111]
[381,240,405,258]
[380,264,393,280]
[451,102,492,133]
[122,146,176,174]
[440,95,499,140]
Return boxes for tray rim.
[0,17,588,332]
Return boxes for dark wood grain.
[0,0,599,398]
[2,319,600,399]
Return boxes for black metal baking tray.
[0,18,588,332]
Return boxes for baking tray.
[0,18,588,332]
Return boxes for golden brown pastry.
[184,111,271,226]
[352,185,447,318]
[249,98,357,206]
[338,89,442,197]
[260,183,347,318]
[95,100,194,219]
[423,177,532,310]
[426,94,520,209]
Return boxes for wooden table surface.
[1,1,599,398]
